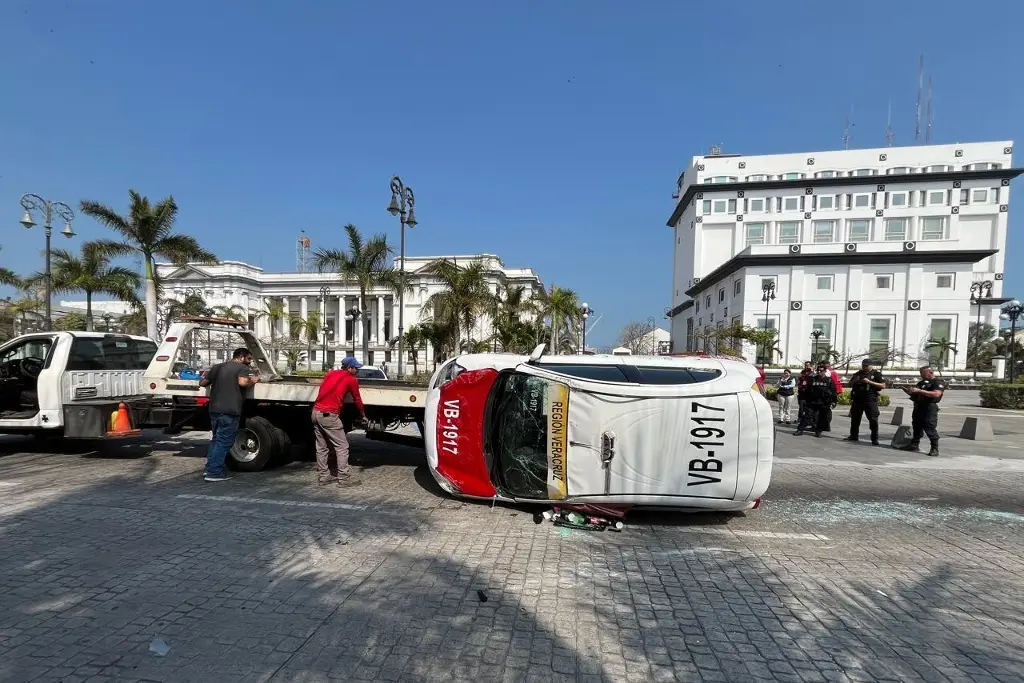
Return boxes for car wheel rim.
[233,429,260,462]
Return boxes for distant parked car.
[356,367,388,380]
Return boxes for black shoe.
[927,447,939,457]
[814,431,822,438]
[794,430,804,436]
[871,440,880,446]
[899,444,920,452]
[844,436,858,442]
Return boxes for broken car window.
[490,372,564,499]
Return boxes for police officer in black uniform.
[899,365,945,457]
[845,358,886,445]
[795,362,838,437]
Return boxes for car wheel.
[228,416,279,471]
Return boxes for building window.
[851,169,876,177]
[814,170,838,178]
[926,190,948,206]
[927,318,954,368]
[755,316,778,366]
[868,318,891,360]
[886,166,910,175]
[876,275,893,289]
[705,295,712,308]
[702,199,712,214]
[712,199,727,213]
[781,172,804,180]
[936,273,954,289]
[728,199,737,213]
[812,220,835,243]
[815,195,836,210]
[718,287,726,303]
[777,221,801,244]
[811,317,833,361]
[782,196,801,212]
[816,275,834,291]
[888,191,909,208]
[965,163,1001,171]
[707,175,739,184]
[746,174,768,181]
[920,216,946,240]
[747,197,765,212]
[924,164,953,173]
[884,218,907,241]
[745,222,766,246]
[733,279,742,295]
[852,193,872,208]
[971,188,990,203]
[847,219,871,242]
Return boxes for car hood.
[432,368,499,497]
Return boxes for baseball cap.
[861,358,873,366]
[341,356,362,369]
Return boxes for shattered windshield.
[489,372,565,499]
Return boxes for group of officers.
[781,359,946,457]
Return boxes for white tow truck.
[0,329,162,438]
[142,317,428,470]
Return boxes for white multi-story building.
[155,254,543,369]
[666,141,1019,370]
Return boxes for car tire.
[228,416,279,472]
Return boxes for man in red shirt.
[312,356,367,487]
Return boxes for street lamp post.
[345,306,361,357]
[969,281,993,379]
[580,303,594,354]
[647,316,657,355]
[811,330,823,363]
[19,194,76,331]
[760,280,776,371]
[321,324,332,372]
[387,176,417,380]
[102,313,113,332]
[1000,299,1023,384]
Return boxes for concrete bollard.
[890,406,904,425]
[890,425,913,449]
[958,417,994,441]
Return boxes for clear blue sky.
[1,0,1022,346]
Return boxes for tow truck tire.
[270,425,292,465]
[229,416,279,472]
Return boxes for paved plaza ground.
[1,391,1022,683]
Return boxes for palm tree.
[421,259,492,353]
[0,268,20,288]
[30,243,141,332]
[404,324,426,375]
[289,311,321,370]
[925,337,959,373]
[283,349,303,374]
[212,305,246,321]
[538,285,582,354]
[118,304,148,336]
[314,224,404,364]
[418,320,457,369]
[80,190,217,340]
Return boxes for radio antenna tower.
[925,74,933,144]
[842,106,854,149]
[296,231,312,273]
[914,54,924,143]
[885,101,895,147]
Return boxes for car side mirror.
[527,343,546,364]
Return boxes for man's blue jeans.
[206,412,240,477]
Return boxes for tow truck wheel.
[270,425,292,464]
[228,416,278,471]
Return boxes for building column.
[335,295,343,347]
[299,296,308,341]
[280,297,289,338]
[377,295,386,344]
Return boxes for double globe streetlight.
[1000,299,1023,384]
[387,177,417,380]
[969,281,994,380]
[19,193,76,331]
[580,303,594,354]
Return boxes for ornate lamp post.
[580,303,594,354]
[344,306,361,357]
[760,280,776,371]
[19,194,75,331]
[321,323,333,372]
[646,316,657,355]
[811,330,823,363]
[102,313,113,332]
[387,176,417,380]
[1000,299,1023,384]
[969,281,993,380]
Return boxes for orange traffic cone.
[107,402,141,437]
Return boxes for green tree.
[30,243,141,332]
[53,312,88,331]
[314,224,404,363]
[420,258,492,355]
[81,190,217,340]
[212,305,246,321]
[418,320,457,368]
[255,298,288,366]
[403,324,426,375]
[289,311,321,370]
[966,322,997,371]
[118,304,148,336]
[538,285,582,354]
[924,337,958,373]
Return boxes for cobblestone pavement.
[1,422,1023,683]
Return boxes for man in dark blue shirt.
[199,347,260,481]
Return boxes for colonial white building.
[666,141,1019,370]
[156,254,543,369]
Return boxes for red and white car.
[424,346,774,512]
